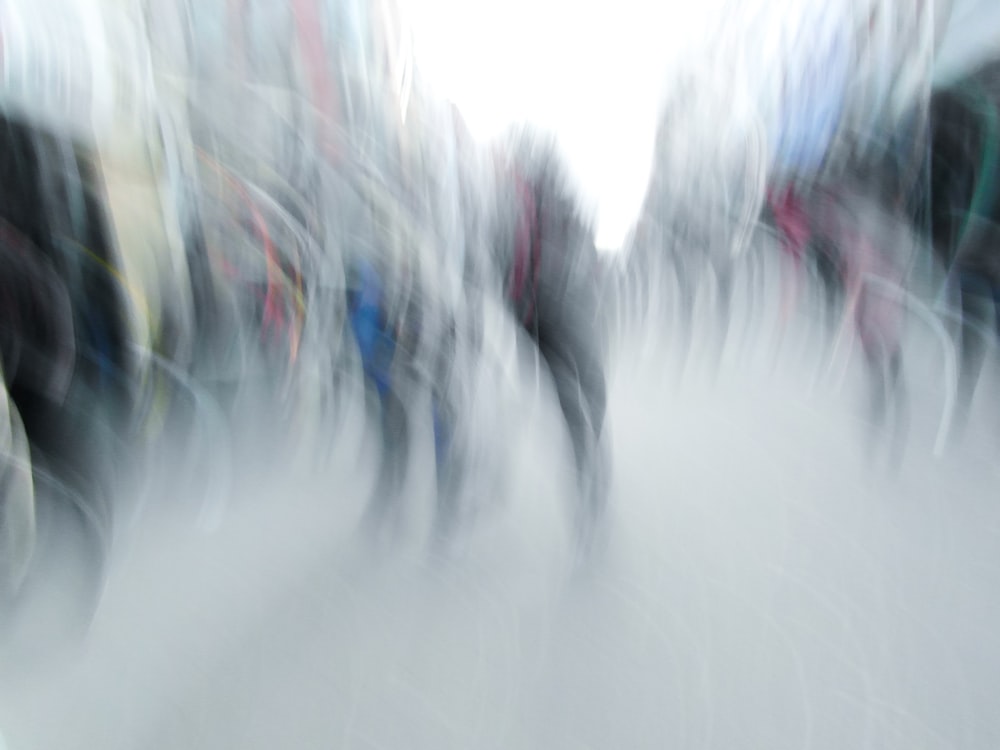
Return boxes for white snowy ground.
[1,262,1000,750]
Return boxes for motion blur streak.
[1,0,1000,748]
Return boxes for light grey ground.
[1,253,999,750]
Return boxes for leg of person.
[0,390,35,601]
[429,388,470,557]
[857,329,891,467]
[886,345,909,471]
[535,316,610,559]
[770,188,812,335]
[360,377,410,542]
[672,253,697,375]
[814,235,844,343]
[419,315,464,549]
[710,261,733,377]
[952,270,995,438]
[856,281,909,471]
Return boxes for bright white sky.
[403,0,729,250]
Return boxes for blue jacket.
[348,258,396,397]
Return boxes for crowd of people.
[1,0,999,630]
